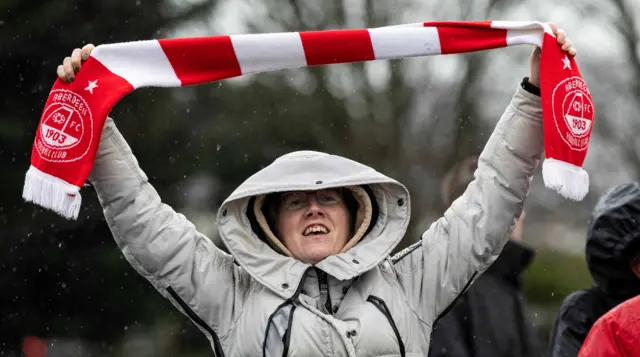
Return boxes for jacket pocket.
[263,301,297,357]
[167,286,225,357]
[367,295,406,357]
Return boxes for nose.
[305,196,324,217]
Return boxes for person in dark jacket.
[547,182,640,357]
[578,293,640,357]
[428,156,545,357]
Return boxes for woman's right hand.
[57,44,95,83]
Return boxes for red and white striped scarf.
[23,21,595,219]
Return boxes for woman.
[58,24,575,357]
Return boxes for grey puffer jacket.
[88,84,543,357]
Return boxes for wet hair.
[262,188,358,237]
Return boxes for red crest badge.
[35,89,93,162]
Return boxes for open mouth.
[303,224,330,236]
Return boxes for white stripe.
[368,27,441,60]
[491,21,548,47]
[231,32,307,75]
[505,29,544,47]
[91,40,181,89]
[490,20,542,31]
[492,20,554,35]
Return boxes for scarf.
[22,21,595,220]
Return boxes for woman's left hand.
[529,23,577,87]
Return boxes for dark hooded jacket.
[427,240,545,357]
[547,182,640,357]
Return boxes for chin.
[302,247,336,264]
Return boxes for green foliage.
[521,248,593,341]
[523,249,593,308]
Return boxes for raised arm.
[392,24,575,324]
[60,46,249,349]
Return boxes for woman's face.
[276,189,351,264]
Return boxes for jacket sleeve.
[88,117,250,340]
[547,292,596,357]
[392,84,543,323]
[577,314,620,357]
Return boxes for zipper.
[317,269,333,314]
[263,268,311,357]
[281,305,297,357]
[433,271,478,326]
[367,295,406,357]
[167,287,225,357]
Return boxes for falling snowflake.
[52,112,66,124]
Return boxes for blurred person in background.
[577,293,640,357]
[428,156,544,357]
[547,182,640,357]
[56,24,574,356]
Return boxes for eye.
[282,193,306,210]
[318,189,341,204]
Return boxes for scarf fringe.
[22,166,81,220]
[542,158,589,201]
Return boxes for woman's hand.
[529,23,577,87]
[57,44,95,83]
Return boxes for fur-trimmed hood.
[216,150,411,299]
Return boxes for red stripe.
[423,21,507,55]
[300,29,375,66]
[159,36,242,86]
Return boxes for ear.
[631,261,640,279]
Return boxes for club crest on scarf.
[552,77,594,151]
[36,89,94,162]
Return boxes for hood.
[586,182,640,298]
[216,151,411,299]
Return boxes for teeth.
[304,225,328,235]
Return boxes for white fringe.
[22,166,81,220]
[542,158,589,202]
